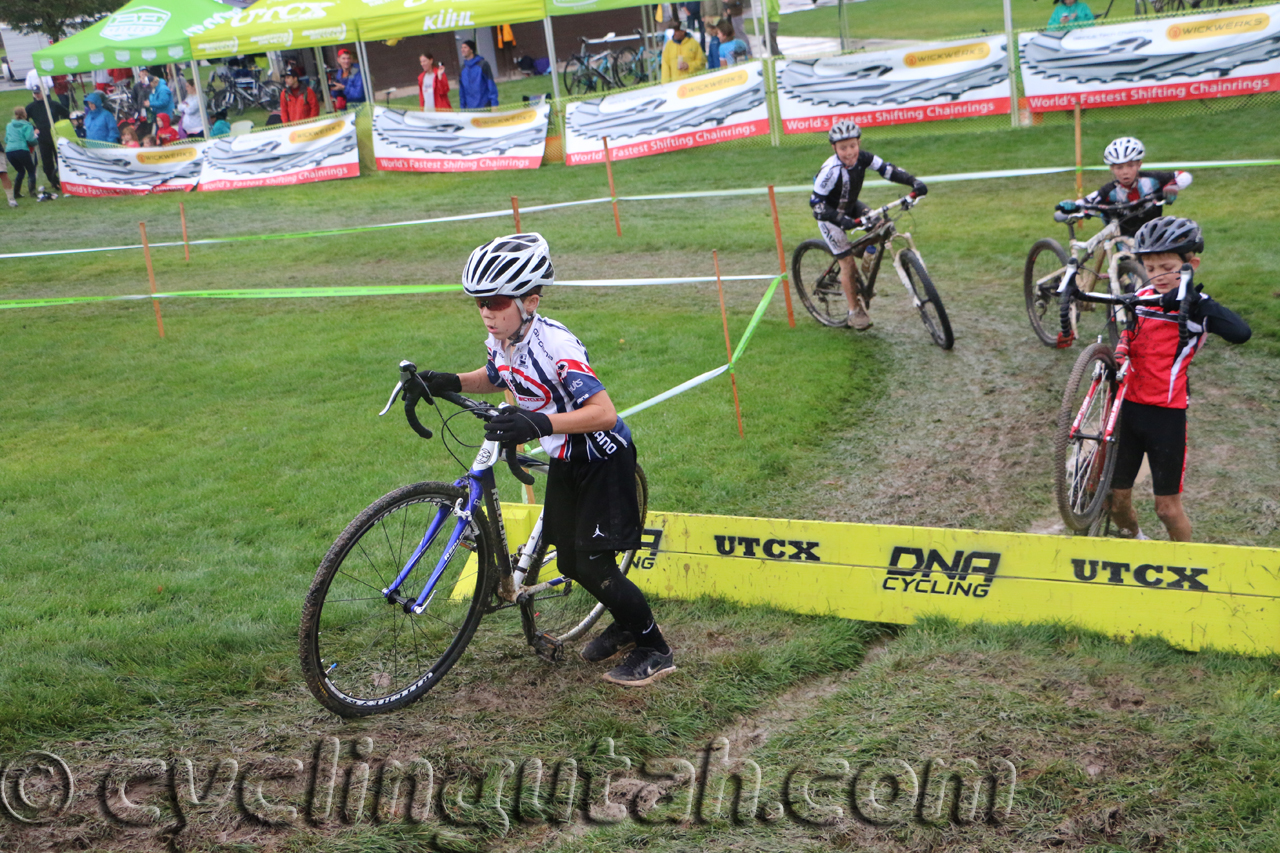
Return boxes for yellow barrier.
[497,504,1280,656]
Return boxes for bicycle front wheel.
[563,58,586,95]
[1054,343,1121,533]
[1024,238,1069,347]
[900,250,954,350]
[300,482,495,716]
[259,82,283,112]
[1106,258,1149,347]
[521,465,649,646]
[614,48,638,87]
[792,239,852,328]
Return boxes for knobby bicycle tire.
[1054,343,1121,533]
[900,249,954,350]
[614,48,640,87]
[792,239,853,328]
[1024,238,1069,347]
[564,58,590,95]
[300,482,495,717]
[520,464,649,646]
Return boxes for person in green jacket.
[1047,0,1095,31]
[5,106,38,200]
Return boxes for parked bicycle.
[615,29,660,87]
[563,33,638,94]
[791,194,954,349]
[1024,195,1156,348]
[1052,265,1194,534]
[299,361,649,717]
[208,65,282,116]
[103,81,137,120]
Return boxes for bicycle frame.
[844,197,929,307]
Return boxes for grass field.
[1,85,1278,853]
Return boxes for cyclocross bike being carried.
[791,193,954,349]
[1024,195,1159,348]
[299,362,649,717]
[1052,264,1196,535]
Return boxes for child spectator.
[1107,217,1251,542]
[209,110,231,138]
[141,134,158,147]
[1047,0,1095,31]
[120,125,141,147]
[418,233,676,686]
[715,20,749,67]
[1058,137,1192,238]
[5,106,38,199]
[154,113,179,145]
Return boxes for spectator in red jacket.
[279,68,319,124]
[418,53,452,111]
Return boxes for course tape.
[0,275,779,311]
[5,160,1274,262]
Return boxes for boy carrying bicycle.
[1057,136,1192,237]
[810,119,928,330]
[1108,216,1250,542]
[417,233,676,687]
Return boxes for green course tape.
[732,274,783,365]
[0,284,464,310]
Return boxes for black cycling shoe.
[581,621,634,663]
[601,646,676,687]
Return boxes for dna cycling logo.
[884,547,1001,598]
[1070,558,1209,591]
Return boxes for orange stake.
[603,136,622,237]
[139,222,166,339]
[511,196,522,232]
[179,200,190,262]
[767,185,796,328]
[714,250,745,438]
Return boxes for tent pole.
[190,59,211,137]
[1004,0,1018,128]
[543,16,561,101]
[315,47,335,113]
[38,77,56,141]
[356,40,376,107]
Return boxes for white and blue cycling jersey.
[484,313,633,461]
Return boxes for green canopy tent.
[32,0,239,140]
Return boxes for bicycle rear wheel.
[900,249,954,350]
[1054,343,1121,533]
[300,482,494,716]
[614,48,639,87]
[259,81,283,112]
[1024,238,1069,347]
[792,239,853,328]
[563,58,588,95]
[520,465,649,650]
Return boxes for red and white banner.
[198,112,359,191]
[372,104,549,172]
[563,62,769,166]
[58,138,208,196]
[776,36,1011,133]
[1019,4,1280,112]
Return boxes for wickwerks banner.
[1019,4,1280,111]
[563,62,770,166]
[198,113,360,191]
[372,104,549,172]
[776,36,1011,133]
[56,114,359,196]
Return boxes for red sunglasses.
[475,295,514,311]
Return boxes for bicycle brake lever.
[378,380,404,417]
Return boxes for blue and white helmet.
[1103,136,1144,165]
[462,233,555,298]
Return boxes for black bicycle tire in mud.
[1054,343,1121,533]
[1025,238,1070,347]
[521,465,649,646]
[792,239,854,328]
[900,249,954,350]
[300,482,495,717]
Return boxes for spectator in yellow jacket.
[661,19,707,84]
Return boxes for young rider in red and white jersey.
[1108,217,1250,542]
[415,234,675,687]
[810,119,927,330]
[1058,137,1192,237]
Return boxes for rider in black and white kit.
[810,118,927,330]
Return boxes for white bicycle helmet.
[462,233,555,298]
[1103,136,1144,165]
[828,118,862,144]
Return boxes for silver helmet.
[1103,136,1144,165]
[828,118,862,144]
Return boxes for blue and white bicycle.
[299,361,648,717]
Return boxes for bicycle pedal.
[531,632,564,662]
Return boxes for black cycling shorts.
[542,442,641,553]
[1111,400,1186,496]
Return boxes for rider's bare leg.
[837,254,858,307]
[1108,488,1141,537]
[1154,493,1191,542]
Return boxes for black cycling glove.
[1160,283,1202,314]
[484,409,553,445]
[420,370,461,399]
[911,180,928,197]
[838,215,860,230]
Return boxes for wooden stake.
[139,222,166,339]
[503,389,537,503]
[603,136,622,237]
[179,201,190,262]
[767,185,796,328]
[1074,100,1083,200]
[714,250,745,438]
[511,196,522,232]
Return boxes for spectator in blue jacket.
[144,70,175,122]
[458,40,499,110]
[330,48,365,108]
[82,91,120,144]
